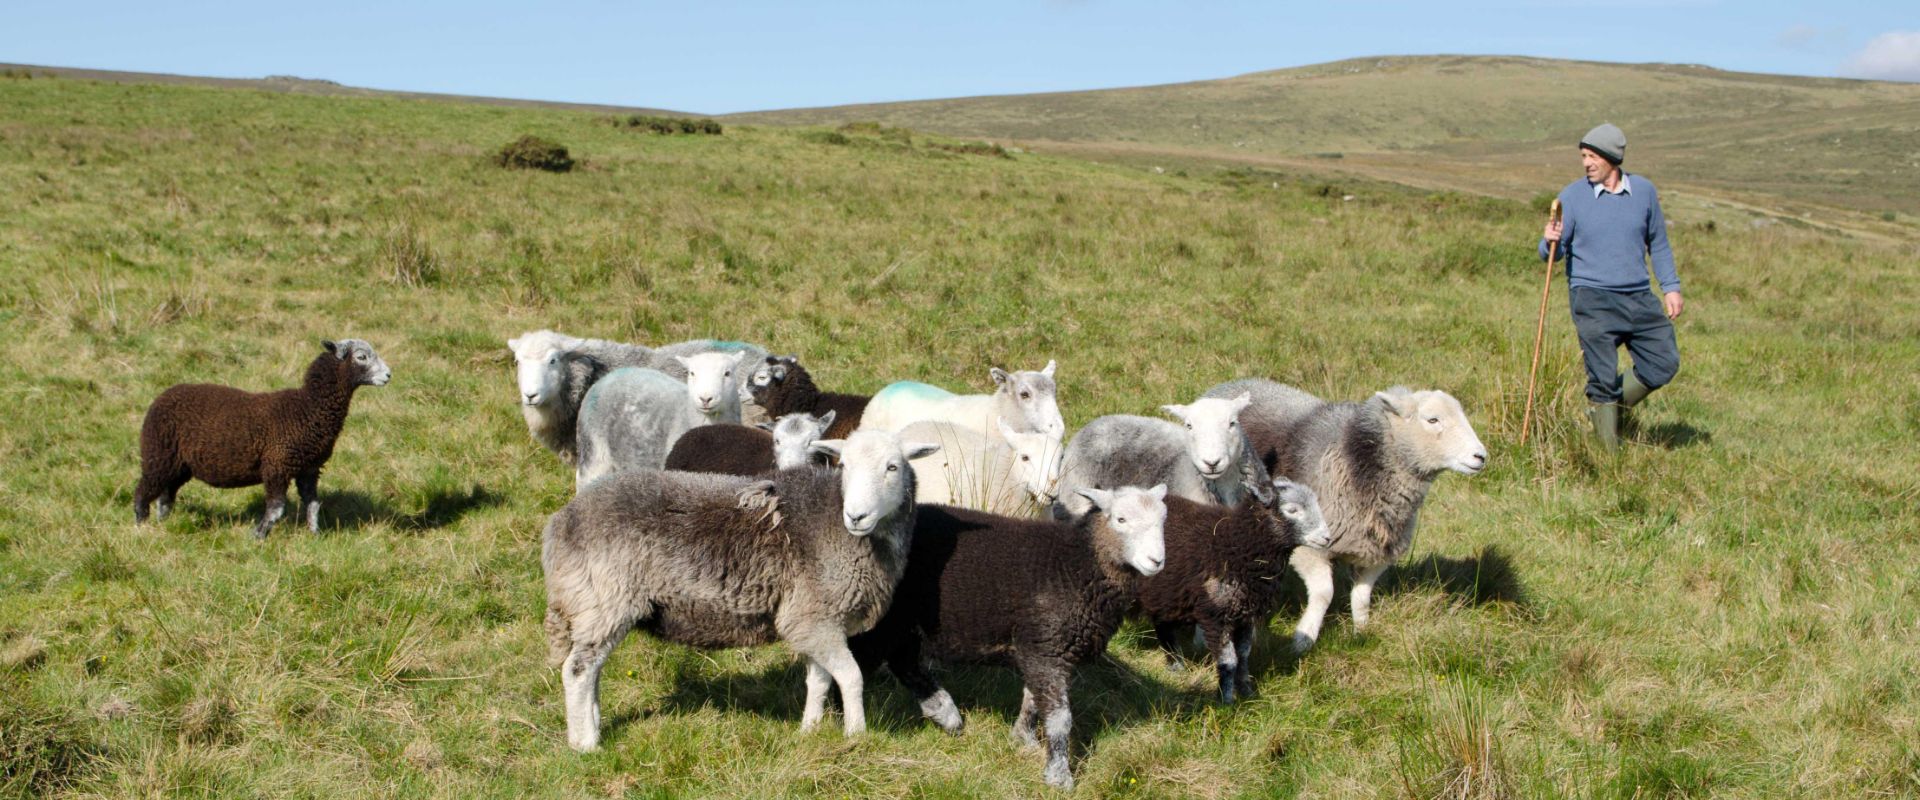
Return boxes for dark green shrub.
[611,114,723,135]
[802,130,850,146]
[493,136,574,173]
[930,140,1011,159]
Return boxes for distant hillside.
[0,62,691,118]
[730,55,1920,224]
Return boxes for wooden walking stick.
[1520,199,1562,446]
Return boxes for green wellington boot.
[1587,402,1620,451]
[1618,372,1652,437]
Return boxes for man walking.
[1540,123,1684,450]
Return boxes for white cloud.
[1844,31,1920,82]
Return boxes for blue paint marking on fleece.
[878,381,955,400]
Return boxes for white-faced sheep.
[1053,393,1272,519]
[747,355,867,439]
[1134,478,1329,703]
[1203,379,1487,653]
[543,430,942,749]
[134,339,392,538]
[663,411,837,476]
[858,361,1064,445]
[898,420,1062,516]
[571,352,749,489]
[507,331,768,462]
[848,484,1168,790]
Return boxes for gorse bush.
[493,135,574,172]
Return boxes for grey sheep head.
[325,339,391,387]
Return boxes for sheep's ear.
[1041,360,1057,378]
[1160,403,1190,421]
[808,439,845,462]
[755,421,775,431]
[1230,391,1253,413]
[903,441,942,461]
[1147,483,1169,502]
[990,367,1011,387]
[674,355,694,370]
[727,350,748,366]
[506,336,523,351]
[1372,388,1415,417]
[816,409,837,429]
[1076,487,1115,511]
[781,354,800,364]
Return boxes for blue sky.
[4,1,1915,113]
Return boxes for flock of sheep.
[132,328,1486,790]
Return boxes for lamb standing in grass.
[748,355,868,439]
[858,361,1064,445]
[134,339,391,538]
[1135,478,1329,703]
[898,420,1061,516]
[1203,379,1487,653]
[663,411,837,476]
[1053,393,1271,519]
[508,330,768,462]
[542,430,940,748]
[848,484,1168,790]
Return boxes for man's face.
[1582,148,1617,183]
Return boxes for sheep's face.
[1078,484,1168,576]
[677,351,747,418]
[990,360,1064,441]
[1375,388,1488,477]
[750,355,796,391]
[765,410,835,470]
[328,339,392,387]
[813,431,940,537]
[998,421,1063,504]
[508,330,578,408]
[1161,393,1251,482]
[1269,479,1331,550]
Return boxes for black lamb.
[748,355,867,439]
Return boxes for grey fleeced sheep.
[1053,393,1272,519]
[571,352,748,489]
[848,485,1168,790]
[543,430,941,749]
[134,339,391,538]
[1202,379,1487,653]
[1134,478,1329,703]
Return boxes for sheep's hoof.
[1290,632,1316,654]
[1043,761,1074,790]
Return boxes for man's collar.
[1591,172,1632,197]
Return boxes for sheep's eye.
[1117,517,1128,524]
[1184,423,1193,430]
[886,463,899,472]
[1283,504,1301,515]
[1427,417,1441,425]
[356,353,368,362]
[1229,420,1238,428]
[1020,391,1031,400]
[1020,455,1031,462]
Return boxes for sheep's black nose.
[846,512,871,527]
[524,392,539,403]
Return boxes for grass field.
[3,72,1919,798]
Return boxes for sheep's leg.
[800,659,833,733]
[134,468,187,523]
[1030,680,1075,790]
[254,475,290,540]
[560,629,624,752]
[884,640,963,734]
[1289,546,1336,653]
[1152,619,1188,672]
[1350,563,1390,631]
[295,472,321,532]
[156,474,187,521]
[1012,687,1039,748]
[1231,621,1257,699]
[814,642,867,737]
[1205,621,1237,704]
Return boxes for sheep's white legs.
[1290,546,1336,653]
[1351,563,1391,631]
[296,473,321,532]
[917,689,963,733]
[1213,626,1240,704]
[1231,623,1256,698]
[561,634,621,752]
[814,645,866,736]
[1040,693,1074,790]
[252,497,286,540]
[799,660,833,733]
[1012,687,1039,747]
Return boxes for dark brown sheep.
[134,339,392,538]
[747,356,867,439]
[847,485,1168,790]
[1135,479,1328,703]
[662,412,836,476]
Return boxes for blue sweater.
[1538,174,1680,294]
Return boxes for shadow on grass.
[1634,420,1711,450]
[190,484,503,534]
[1378,544,1529,608]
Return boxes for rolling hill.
[730,55,1920,232]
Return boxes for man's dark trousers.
[1570,286,1679,403]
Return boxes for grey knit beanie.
[1580,123,1626,164]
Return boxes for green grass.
[2,74,1918,798]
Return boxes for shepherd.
[1539,123,1685,450]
